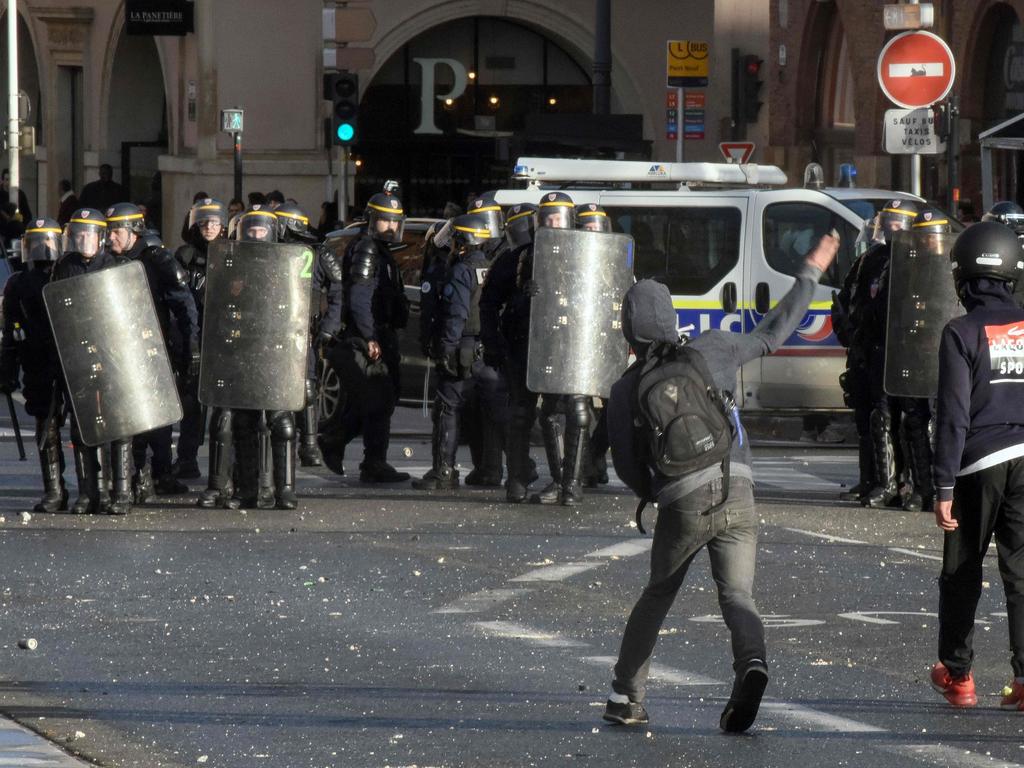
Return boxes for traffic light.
[740,54,764,123]
[324,72,359,146]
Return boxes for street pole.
[339,147,349,225]
[233,131,242,202]
[907,0,921,197]
[7,0,19,215]
[947,94,959,216]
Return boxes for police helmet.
[63,208,107,258]
[105,202,147,235]
[235,205,278,243]
[275,201,317,243]
[982,201,1024,234]
[365,192,405,244]
[575,204,612,233]
[911,207,952,235]
[504,203,538,249]
[878,199,920,239]
[188,198,228,235]
[467,193,503,240]
[950,221,1024,289]
[139,229,164,250]
[537,191,575,229]
[451,213,496,249]
[23,218,62,263]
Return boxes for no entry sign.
[877,31,955,109]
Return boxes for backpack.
[633,341,736,532]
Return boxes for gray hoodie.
[608,265,823,506]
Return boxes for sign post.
[220,109,244,202]
[877,29,955,196]
[667,40,709,163]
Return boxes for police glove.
[188,352,201,379]
[438,350,460,379]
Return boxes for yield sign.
[877,31,955,109]
[719,142,755,164]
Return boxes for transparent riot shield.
[884,230,962,398]
[199,240,314,411]
[43,261,183,446]
[527,228,634,398]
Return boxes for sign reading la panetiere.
[126,0,194,36]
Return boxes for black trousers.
[940,457,1024,678]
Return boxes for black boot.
[559,396,590,506]
[273,436,298,510]
[107,440,133,515]
[413,424,451,490]
[465,421,504,486]
[71,445,102,514]
[865,409,898,508]
[903,404,935,513]
[133,463,154,504]
[298,395,323,467]
[199,408,240,510]
[34,440,68,513]
[840,434,875,502]
[154,473,189,495]
[412,464,459,491]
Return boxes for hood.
[622,279,678,354]
[959,277,1018,311]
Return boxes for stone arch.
[366,1,646,125]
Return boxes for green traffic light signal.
[337,123,354,142]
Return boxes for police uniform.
[931,221,1024,709]
[412,214,508,490]
[320,193,410,483]
[0,220,66,512]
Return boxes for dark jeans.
[176,373,205,465]
[613,476,763,702]
[132,425,173,478]
[940,457,1024,678]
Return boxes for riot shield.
[43,261,183,446]
[199,240,313,411]
[884,230,962,398]
[527,229,634,398]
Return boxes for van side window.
[608,206,741,295]
[762,202,858,288]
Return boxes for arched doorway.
[811,9,856,184]
[106,32,167,227]
[0,11,42,217]
[355,16,594,216]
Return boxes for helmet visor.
[24,229,61,262]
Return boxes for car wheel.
[316,356,343,431]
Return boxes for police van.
[494,157,928,412]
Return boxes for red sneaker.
[1000,680,1024,711]
[931,662,977,707]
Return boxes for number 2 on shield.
[300,250,314,279]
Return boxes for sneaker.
[930,662,977,707]
[359,461,410,484]
[720,659,769,733]
[1000,680,1024,711]
[602,699,648,726]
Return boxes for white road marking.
[471,620,587,648]
[888,547,942,562]
[782,527,868,545]
[432,588,531,614]
[885,744,1024,768]
[759,701,887,733]
[838,611,937,625]
[510,562,602,582]
[583,656,723,686]
[584,539,652,559]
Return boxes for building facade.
[771,0,1024,219]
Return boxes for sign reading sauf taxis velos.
[667,40,710,88]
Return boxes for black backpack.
[633,341,735,532]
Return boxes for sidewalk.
[0,716,91,766]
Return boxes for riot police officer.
[529,193,593,506]
[0,220,67,512]
[412,213,508,490]
[982,201,1024,234]
[480,202,539,502]
[931,221,1024,709]
[576,203,612,233]
[105,202,199,507]
[275,201,344,470]
[319,191,410,483]
[173,197,227,479]
[842,198,920,508]
[52,208,124,513]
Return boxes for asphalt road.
[0,406,1019,768]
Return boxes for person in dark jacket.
[319,191,410,483]
[56,180,79,227]
[602,233,838,733]
[106,203,199,505]
[0,220,67,512]
[931,221,1024,709]
[78,164,126,213]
